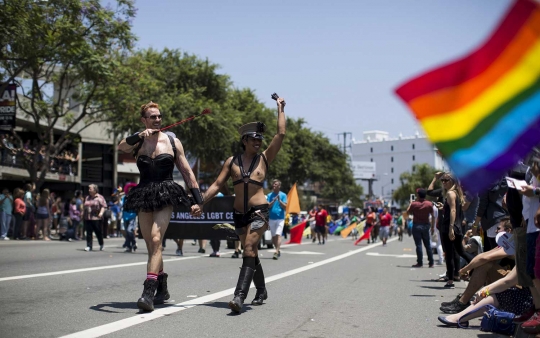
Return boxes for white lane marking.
[0,237,350,282]
[366,253,417,258]
[0,256,200,282]
[59,237,398,338]
[279,251,324,255]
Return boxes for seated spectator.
[440,218,513,314]
[438,266,533,327]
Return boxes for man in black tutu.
[118,101,203,312]
[203,95,286,313]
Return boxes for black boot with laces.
[154,273,170,304]
[137,279,159,312]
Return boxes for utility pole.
[337,132,352,154]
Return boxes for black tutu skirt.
[124,180,193,212]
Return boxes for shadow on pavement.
[89,301,176,314]
[410,294,436,297]
[90,302,140,313]
[202,301,254,316]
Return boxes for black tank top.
[442,195,463,234]
[136,135,177,185]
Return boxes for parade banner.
[165,196,236,240]
[0,83,17,131]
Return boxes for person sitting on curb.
[438,266,533,328]
[440,218,514,314]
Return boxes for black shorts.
[233,205,269,235]
[315,226,326,234]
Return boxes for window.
[391,145,394,151]
[412,155,415,161]
[391,178,394,184]
[370,147,373,153]
[370,158,373,162]
[391,167,394,173]
[391,156,394,162]
[412,166,415,172]
[412,143,415,150]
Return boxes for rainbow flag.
[395,0,540,192]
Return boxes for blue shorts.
[526,232,539,279]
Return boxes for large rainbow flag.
[395,0,540,192]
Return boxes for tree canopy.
[1,1,363,206]
[0,0,136,188]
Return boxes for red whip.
[159,108,212,132]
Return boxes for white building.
[351,130,447,201]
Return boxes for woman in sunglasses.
[439,173,472,288]
[203,95,286,313]
[118,101,203,312]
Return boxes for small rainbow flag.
[395,0,540,192]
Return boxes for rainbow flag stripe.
[395,0,540,192]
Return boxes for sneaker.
[84,247,92,252]
[429,264,434,268]
[273,253,279,260]
[522,311,540,334]
[192,240,197,246]
[441,294,462,307]
[124,248,132,253]
[198,248,206,254]
[383,244,387,247]
[175,249,183,256]
[411,264,423,268]
[99,245,104,251]
[440,300,469,314]
[444,283,455,289]
[278,251,281,257]
[1,237,10,241]
[231,251,239,259]
[209,252,220,257]
[322,239,325,245]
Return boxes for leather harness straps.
[230,153,268,212]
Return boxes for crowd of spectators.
[0,134,79,176]
[0,183,127,246]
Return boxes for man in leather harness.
[204,95,286,313]
[118,102,202,312]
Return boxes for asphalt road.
[0,233,514,338]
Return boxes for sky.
[130,0,513,146]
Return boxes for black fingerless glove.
[190,188,204,205]
[126,132,142,146]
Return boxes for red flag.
[354,226,374,245]
[286,221,307,245]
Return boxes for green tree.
[392,163,439,207]
[0,0,137,189]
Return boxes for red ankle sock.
[158,269,164,276]
[146,273,158,281]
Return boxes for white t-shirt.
[523,176,540,234]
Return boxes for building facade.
[351,131,447,201]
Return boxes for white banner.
[352,161,376,179]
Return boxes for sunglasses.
[144,114,162,120]
[440,179,450,183]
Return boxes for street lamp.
[381,182,392,198]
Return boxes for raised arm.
[263,97,286,164]
[118,129,158,153]
[203,157,233,204]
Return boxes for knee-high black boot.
[228,266,255,313]
[251,263,268,306]
[154,273,170,304]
